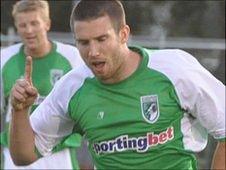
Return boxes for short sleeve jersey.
[30,46,225,169]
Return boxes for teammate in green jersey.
[0,0,84,169]
[8,0,225,169]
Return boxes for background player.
[0,0,84,169]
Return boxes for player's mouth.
[91,61,106,73]
[25,36,36,42]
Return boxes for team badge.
[50,69,64,85]
[140,95,160,124]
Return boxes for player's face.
[14,10,50,52]
[74,15,129,84]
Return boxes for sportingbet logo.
[93,127,174,155]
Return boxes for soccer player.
[9,1,225,169]
[1,0,84,169]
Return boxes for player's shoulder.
[144,48,205,86]
[145,48,200,71]
[53,41,84,68]
[1,43,22,57]
[1,43,23,69]
[147,48,198,64]
[54,41,79,54]
[54,64,94,90]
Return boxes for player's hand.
[11,56,38,111]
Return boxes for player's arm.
[211,141,225,170]
[9,56,38,165]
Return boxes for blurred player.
[0,0,84,169]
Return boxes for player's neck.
[101,47,141,84]
[117,48,141,81]
[24,40,52,58]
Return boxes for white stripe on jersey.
[1,43,22,69]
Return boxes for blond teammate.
[1,1,84,169]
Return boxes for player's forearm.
[211,141,225,170]
[9,108,38,165]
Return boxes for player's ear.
[45,19,51,31]
[119,25,130,44]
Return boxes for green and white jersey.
[1,41,84,169]
[1,41,84,122]
[30,46,225,169]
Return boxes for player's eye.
[77,40,89,46]
[31,21,39,26]
[98,35,108,42]
[18,23,26,28]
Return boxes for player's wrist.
[11,103,30,112]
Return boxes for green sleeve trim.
[0,131,9,147]
[53,133,82,153]
[35,134,81,169]
[0,123,10,147]
[69,148,80,170]
[217,138,226,142]
[34,147,43,158]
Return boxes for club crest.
[50,69,64,86]
[140,95,160,124]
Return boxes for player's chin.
[24,41,37,49]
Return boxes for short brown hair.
[70,0,126,33]
[12,0,50,21]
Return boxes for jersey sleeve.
[30,65,93,156]
[30,79,75,156]
[1,44,22,115]
[55,41,85,69]
[149,49,225,140]
[0,76,5,115]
